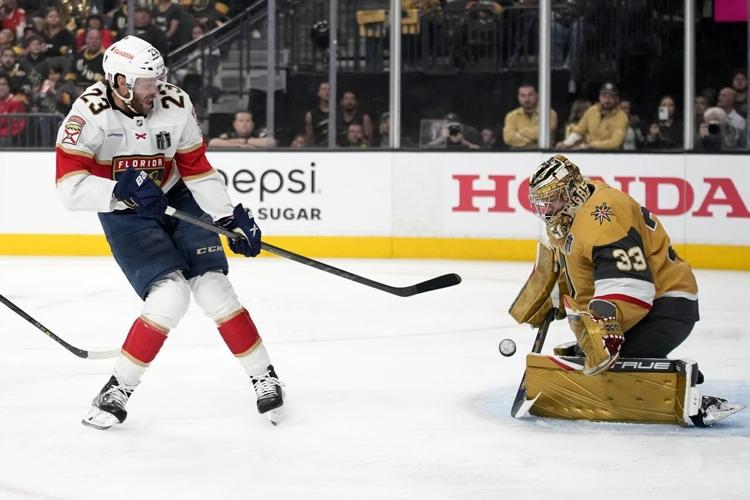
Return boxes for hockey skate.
[81,375,137,430]
[251,365,285,425]
[690,396,745,427]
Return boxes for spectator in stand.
[556,82,629,150]
[66,28,105,93]
[0,47,31,96]
[0,74,25,146]
[502,83,558,149]
[117,6,169,57]
[427,114,481,150]
[716,86,746,136]
[184,0,225,30]
[1,0,26,40]
[698,106,745,151]
[480,127,499,149]
[174,21,221,113]
[304,81,330,146]
[75,14,113,52]
[619,99,644,150]
[644,95,682,150]
[153,0,194,51]
[19,34,48,94]
[562,98,591,148]
[337,90,373,146]
[0,28,21,55]
[343,122,368,148]
[731,69,747,118]
[32,63,74,114]
[42,7,75,57]
[375,111,390,148]
[108,0,129,38]
[290,133,306,148]
[208,110,276,149]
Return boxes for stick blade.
[398,273,462,297]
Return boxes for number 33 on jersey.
[558,180,699,333]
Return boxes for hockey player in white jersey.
[55,36,284,429]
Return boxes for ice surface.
[0,256,748,499]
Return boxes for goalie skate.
[691,396,745,427]
[81,375,137,430]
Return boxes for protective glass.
[133,77,160,95]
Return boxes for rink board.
[0,151,749,269]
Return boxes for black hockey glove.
[113,167,168,217]
[216,204,262,257]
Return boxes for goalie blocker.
[517,353,744,427]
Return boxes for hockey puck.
[498,338,517,357]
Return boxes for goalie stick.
[510,309,556,418]
[164,206,462,297]
[0,294,120,360]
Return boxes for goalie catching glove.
[564,296,624,376]
[216,204,262,257]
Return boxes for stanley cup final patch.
[61,115,86,145]
[156,131,171,150]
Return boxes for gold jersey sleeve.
[558,181,698,332]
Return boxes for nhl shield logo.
[156,131,171,150]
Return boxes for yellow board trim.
[0,234,748,270]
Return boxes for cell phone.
[708,123,720,135]
[658,106,669,121]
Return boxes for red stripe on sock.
[122,318,167,364]
[218,309,261,355]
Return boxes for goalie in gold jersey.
[515,154,743,426]
[528,154,699,374]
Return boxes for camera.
[707,123,720,135]
[447,123,462,136]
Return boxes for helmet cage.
[529,155,590,240]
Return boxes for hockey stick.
[510,309,556,418]
[164,206,462,297]
[0,294,120,359]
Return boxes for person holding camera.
[644,95,682,150]
[698,106,745,151]
[428,117,480,150]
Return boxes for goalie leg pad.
[509,242,559,324]
[524,354,698,424]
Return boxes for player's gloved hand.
[113,167,168,217]
[216,204,262,257]
[564,296,624,376]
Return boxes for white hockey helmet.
[103,36,167,100]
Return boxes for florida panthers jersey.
[55,81,233,219]
[558,180,699,332]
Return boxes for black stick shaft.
[510,310,555,417]
[165,206,461,297]
[0,294,119,359]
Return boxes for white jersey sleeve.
[55,86,119,212]
[173,96,234,220]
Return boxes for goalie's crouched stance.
[508,155,743,427]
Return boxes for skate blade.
[705,404,745,426]
[267,408,282,426]
[81,407,119,430]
